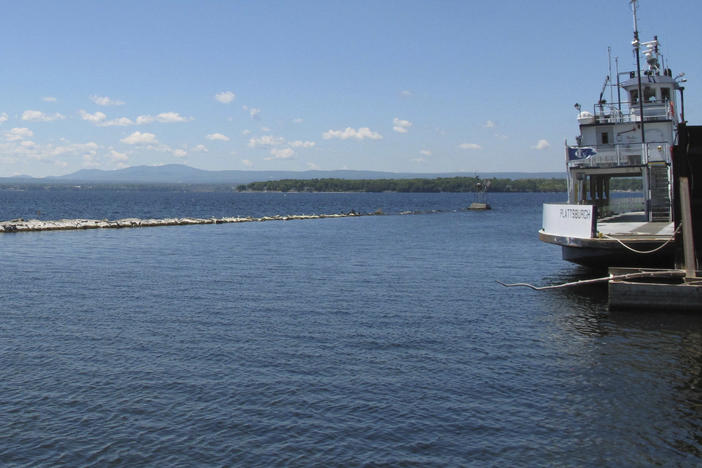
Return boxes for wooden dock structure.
[608,124,702,311]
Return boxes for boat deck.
[598,221,674,239]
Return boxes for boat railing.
[568,141,671,168]
[597,196,646,219]
[589,101,675,125]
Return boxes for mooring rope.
[496,269,685,290]
[599,224,682,255]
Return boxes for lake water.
[1,190,701,466]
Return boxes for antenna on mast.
[616,56,621,112]
[631,0,640,36]
[631,0,646,144]
[608,46,614,106]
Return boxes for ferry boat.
[539,1,688,268]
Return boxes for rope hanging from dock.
[496,269,685,290]
[600,224,682,255]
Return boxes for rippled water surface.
[1,190,701,466]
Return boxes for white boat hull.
[539,229,675,268]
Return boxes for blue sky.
[1,0,700,177]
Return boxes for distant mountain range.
[0,164,565,185]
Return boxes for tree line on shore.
[236,177,643,193]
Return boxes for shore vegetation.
[236,177,643,193]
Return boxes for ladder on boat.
[649,163,671,222]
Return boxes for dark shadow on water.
[537,265,702,462]
[531,265,611,337]
[607,307,702,461]
[534,264,702,337]
[541,265,610,302]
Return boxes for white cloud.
[241,159,253,167]
[267,147,295,160]
[248,135,285,148]
[136,112,192,124]
[420,149,432,156]
[393,117,412,134]
[411,157,426,164]
[483,120,496,128]
[81,112,194,127]
[206,133,230,141]
[147,144,175,154]
[172,148,187,158]
[400,90,413,97]
[0,139,100,162]
[42,97,57,103]
[458,143,482,150]
[100,117,134,127]
[79,110,107,123]
[22,110,65,122]
[6,127,33,141]
[292,117,304,124]
[192,144,208,152]
[83,153,99,167]
[289,140,316,148]
[215,91,236,103]
[135,115,153,125]
[242,105,261,119]
[532,139,551,150]
[306,162,320,170]
[48,142,98,158]
[108,150,128,162]
[0,113,8,124]
[90,95,125,106]
[156,112,191,123]
[322,127,382,141]
[121,131,157,145]
[242,129,252,136]
[80,111,142,128]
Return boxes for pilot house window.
[601,132,610,145]
[644,86,656,102]
[661,87,671,102]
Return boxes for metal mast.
[631,0,646,144]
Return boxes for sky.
[0,0,700,177]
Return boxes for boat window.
[661,87,671,102]
[644,86,656,102]
[630,89,639,104]
[601,132,610,145]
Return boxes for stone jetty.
[0,211,364,233]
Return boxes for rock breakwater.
[0,212,364,233]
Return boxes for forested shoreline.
[236,177,642,193]
[0,177,643,193]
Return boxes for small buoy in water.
[468,202,491,210]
